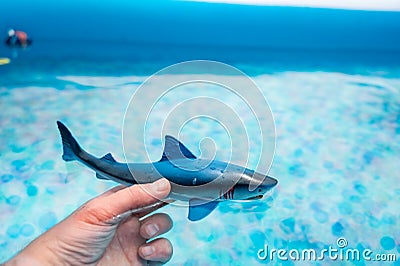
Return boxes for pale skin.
[4,178,173,266]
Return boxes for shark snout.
[261,175,278,189]
[240,174,278,201]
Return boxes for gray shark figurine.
[57,121,277,221]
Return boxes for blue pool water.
[1,1,400,265]
[1,63,400,265]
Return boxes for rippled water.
[1,69,399,264]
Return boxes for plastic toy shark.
[57,121,278,221]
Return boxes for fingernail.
[141,245,155,257]
[154,178,169,192]
[145,223,159,237]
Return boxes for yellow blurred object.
[0,58,11,65]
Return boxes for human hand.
[5,178,173,266]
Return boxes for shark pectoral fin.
[100,153,117,163]
[188,199,219,221]
[96,173,109,180]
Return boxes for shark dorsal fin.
[100,153,117,163]
[160,135,197,162]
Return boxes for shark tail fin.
[57,121,82,162]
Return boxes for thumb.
[76,179,171,224]
[106,178,171,215]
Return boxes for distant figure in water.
[5,29,32,48]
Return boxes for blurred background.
[1,0,399,76]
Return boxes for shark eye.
[258,188,262,192]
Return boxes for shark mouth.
[246,195,263,200]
